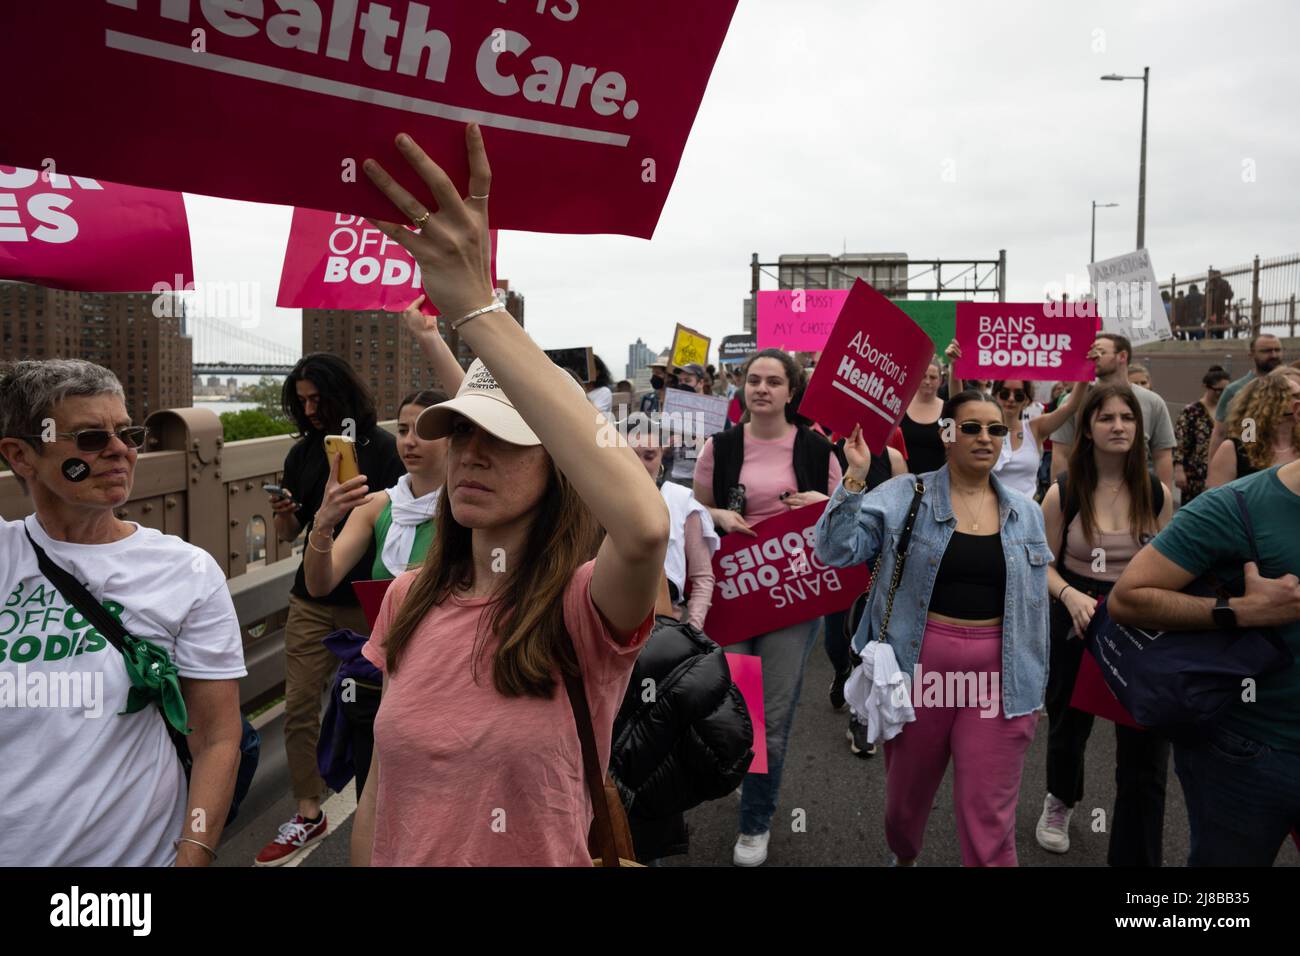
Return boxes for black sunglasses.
[996,388,1027,402]
[22,426,149,452]
[958,421,1010,438]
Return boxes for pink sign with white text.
[0,165,192,292]
[757,289,850,351]
[723,653,767,774]
[1,1,738,239]
[703,505,870,648]
[797,280,936,452]
[277,208,496,312]
[953,303,1094,382]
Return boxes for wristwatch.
[843,474,867,494]
[1212,595,1237,629]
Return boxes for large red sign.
[0,166,192,292]
[1,1,738,239]
[953,303,1094,382]
[797,280,936,453]
[702,505,871,647]
[277,208,496,311]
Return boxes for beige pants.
[283,593,370,801]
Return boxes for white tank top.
[993,418,1040,497]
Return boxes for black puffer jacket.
[609,617,753,858]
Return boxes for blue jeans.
[1173,725,1300,866]
[726,620,820,835]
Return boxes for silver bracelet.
[451,301,506,330]
[174,837,218,861]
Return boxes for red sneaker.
[253,813,328,867]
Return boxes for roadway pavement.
[219,628,1298,868]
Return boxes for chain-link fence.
[1160,253,1300,340]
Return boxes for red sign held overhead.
[0,165,192,293]
[702,505,870,648]
[797,279,936,454]
[277,208,497,312]
[1,1,739,239]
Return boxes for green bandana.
[118,636,190,736]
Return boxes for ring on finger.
[412,210,432,230]
[468,192,489,201]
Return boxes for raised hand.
[363,125,495,321]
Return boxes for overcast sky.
[185,0,1300,376]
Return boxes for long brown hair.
[382,461,601,698]
[1066,384,1157,547]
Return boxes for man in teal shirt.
[1208,333,1284,460]
[1110,455,1300,866]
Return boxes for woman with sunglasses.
[816,389,1052,866]
[1174,366,1231,502]
[944,340,1089,498]
[349,126,668,867]
[0,360,245,866]
[1038,385,1173,864]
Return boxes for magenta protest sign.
[0,165,192,292]
[953,303,1094,382]
[757,289,849,351]
[702,505,870,648]
[277,208,496,312]
[1,2,737,239]
[797,280,936,451]
[722,653,767,773]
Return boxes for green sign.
[892,300,958,360]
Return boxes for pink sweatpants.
[883,619,1038,866]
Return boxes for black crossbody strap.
[24,528,133,653]
[877,479,926,641]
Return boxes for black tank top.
[927,531,1007,620]
[900,412,946,475]
[1230,437,1259,478]
[866,445,893,490]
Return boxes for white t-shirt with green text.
[0,516,245,866]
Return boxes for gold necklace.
[955,482,991,532]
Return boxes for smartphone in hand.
[323,435,360,483]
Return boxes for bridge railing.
[0,407,398,712]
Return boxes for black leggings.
[1044,578,1170,867]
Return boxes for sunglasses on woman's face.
[996,388,1027,402]
[957,421,1010,438]
[24,426,149,452]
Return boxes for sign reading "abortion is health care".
[797,279,937,451]
[1,1,738,238]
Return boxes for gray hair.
[0,359,126,442]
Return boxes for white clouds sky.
[186,0,1300,374]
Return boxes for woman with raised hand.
[1037,384,1173,866]
[349,125,669,867]
[944,339,1089,499]
[692,347,842,866]
[815,391,1052,867]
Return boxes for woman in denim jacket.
[815,389,1052,866]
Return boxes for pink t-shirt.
[361,560,651,866]
[694,427,843,526]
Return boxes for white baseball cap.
[416,359,540,446]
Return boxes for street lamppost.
[1101,67,1149,249]
[1091,201,1118,264]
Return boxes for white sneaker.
[733,831,770,867]
[1035,792,1073,854]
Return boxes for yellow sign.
[670,324,711,368]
